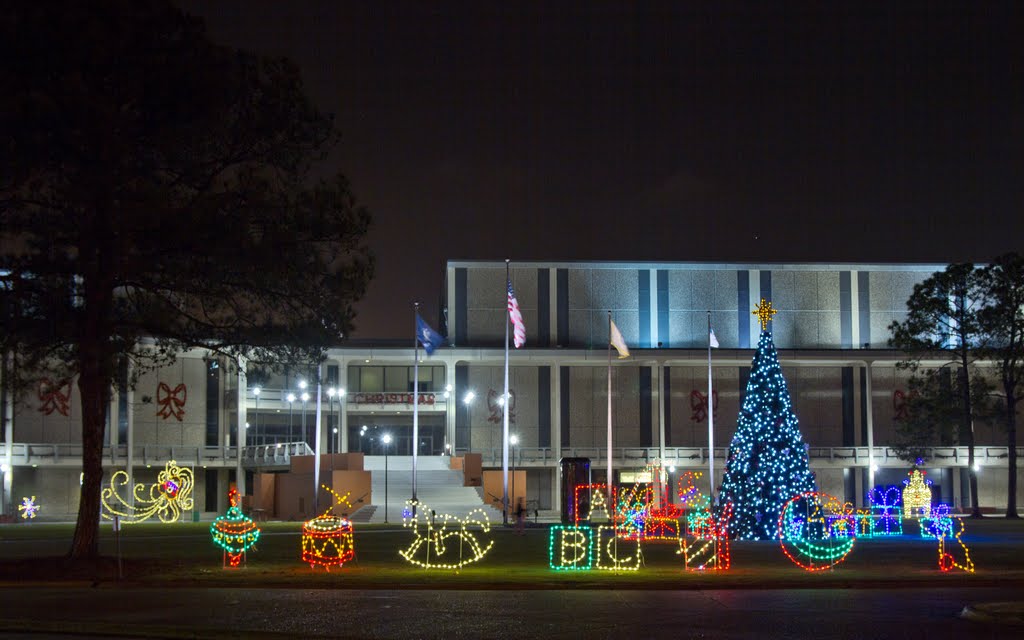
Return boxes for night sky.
[176,1,1024,339]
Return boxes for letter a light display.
[719,301,817,540]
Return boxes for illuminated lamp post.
[443,384,452,453]
[337,388,346,452]
[382,433,392,524]
[461,391,475,457]
[327,387,336,453]
[252,387,260,444]
[286,393,296,447]
[300,378,310,446]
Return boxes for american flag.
[507,280,526,348]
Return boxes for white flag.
[610,320,630,358]
[709,328,719,348]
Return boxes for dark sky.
[176,1,1024,339]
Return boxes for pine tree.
[720,302,817,540]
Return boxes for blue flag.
[416,314,446,355]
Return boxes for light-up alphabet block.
[594,525,641,571]
[549,525,593,571]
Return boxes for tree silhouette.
[888,264,986,517]
[0,1,373,560]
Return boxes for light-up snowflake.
[18,496,40,519]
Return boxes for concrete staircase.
[347,505,377,523]
[363,455,502,524]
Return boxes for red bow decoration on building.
[690,389,718,423]
[156,382,187,421]
[893,389,913,422]
[487,388,516,424]
[37,378,72,417]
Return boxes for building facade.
[2,260,1022,518]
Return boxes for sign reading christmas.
[349,392,436,406]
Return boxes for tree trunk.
[68,359,108,560]
[1007,388,1019,518]
[67,233,115,562]
[959,365,982,517]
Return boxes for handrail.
[0,441,312,468]
[1,442,1022,470]
[473,445,1024,469]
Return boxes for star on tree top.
[753,298,778,331]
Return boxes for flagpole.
[412,301,420,503]
[707,310,714,506]
[502,260,511,526]
[607,310,614,510]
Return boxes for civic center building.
[2,260,1021,519]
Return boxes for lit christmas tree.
[720,300,817,540]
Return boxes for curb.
[961,602,1024,626]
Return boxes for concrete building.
[2,260,1021,519]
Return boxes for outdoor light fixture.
[338,388,346,397]
[252,387,261,396]
[973,463,981,472]
[287,393,296,403]
[463,391,475,405]
[382,433,393,523]
[298,380,307,390]
[328,387,336,398]
[446,384,453,392]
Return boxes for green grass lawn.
[1,517,1022,589]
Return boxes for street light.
[382,433,392,524]
[327,387,336,453]
[298,379,308,444]
[300,391,310,444]
[342,387,350,452]
[286,393,296,446]
[252,387,260,445]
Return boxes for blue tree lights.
[720,301,817,540]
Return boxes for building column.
[2,357,13,515]
[445,359,457,454]
[656,361,666,462]
[952,467,963,510]
[550,363,561,515]
[865,361,875,492]
[108,391,118,462]
[338,360,349,453]
[236,358,247,496]
[314,362,323,512]
[125,361,135,507]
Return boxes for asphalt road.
[1,586,1021,639]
